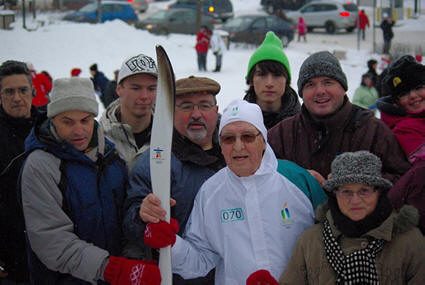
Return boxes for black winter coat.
[0,106,38,281]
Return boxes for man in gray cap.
[268,51,410,185]
[124,75,225,285]
[20,77,160,285]
[100,53,158,168]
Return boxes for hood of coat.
[99,98,121,134]
[25,113,110,164]
[315,203,419,236]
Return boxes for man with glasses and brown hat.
[124,75,225,285]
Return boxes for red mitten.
[104,256,160,285]
[246,269,279,285]
[144,218,179,248]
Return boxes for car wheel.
[158,28,168,35]
[346,27,355,33]
[325,21,336,34]
[307,26,314,32]
[280,35,289,47]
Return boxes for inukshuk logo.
[125,54,156,73]
[130,264,145,285]
[281,203,293,225]
[153,147,163,160]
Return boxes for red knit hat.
[71,68,82,77]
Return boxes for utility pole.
[97,0,102,23]
[356,0,360,50]
[196,0,203,33]
[373,0,376,53]
[22,0,27,29]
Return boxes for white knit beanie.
[219,99,267,142]
[47,77,98,118]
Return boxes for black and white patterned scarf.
[323,219,385,285]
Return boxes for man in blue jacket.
[21,77,160,285]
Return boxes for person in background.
[210,30,226,72]
[102,69,119,108]
[124,75,224,285]
[376,55,425,234]
[100,54,157,169]
[297,17,307,42]
[27,62,52,108]
[244,31,300,130]
[367,59,379,86]
[142,99,315,284]
[70,68,82,77]
[352,72,379,110]
[280,151,425,284]
[357,9,370,41]
[0,60,39,285]
[195,26,211,72]
[89,63,109,106]
[20,77,160,285]
[380,13,395,54]
[268,51,411,186]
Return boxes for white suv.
[286,1,358,34]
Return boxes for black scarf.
[323,218,385,284]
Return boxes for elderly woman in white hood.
[143,99,316,285]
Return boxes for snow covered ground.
[1,0,425,114]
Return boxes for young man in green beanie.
[244,31,300,129]
[268,51,410,186]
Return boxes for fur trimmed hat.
[246,31,291,82]
[383,55,425,98]
[117,53,158,84]
[297,51,348,97]
[175,75,220,96]
[219,99,267,143]
[47,78,98,118]
[323,151,392,192]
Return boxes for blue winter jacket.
[23,118,128,284]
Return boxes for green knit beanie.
[246,31,291,82]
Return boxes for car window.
[80,3,96,12]
[343,3,358,11]
[151,10,168,20]
[320,4,337,12]
[172,10,190,23]
[223,17,252,29]
[301,4,317,13]
[251,18,266,30]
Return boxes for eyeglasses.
[220,132,261,145]
[176,102,216,112]
[0,87,32,98]
[335,188,377,200]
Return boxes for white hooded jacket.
[171,144,315,284]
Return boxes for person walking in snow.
[195,26,211,72]
[380,13,395,54]
[20,77,160,285]
[27,62,52,109]
[210,30,226,72]
[89,63,109,106]
[357,9,370,41]
[297,17,307,42]
[244,31,300,130]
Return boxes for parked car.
[260,0,308,15]
[136,8,216,35]
[63,1,138,23]
[168,0,234,22]
[286,1,358,34]
[218,14,294,47]
[127,0,148,13]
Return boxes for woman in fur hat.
[280,151,425,284]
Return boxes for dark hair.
[360,73,373,87]
[367,59,378,70]
[90,63,98,72]
[0,60,32,90]
[245,60,289,99]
